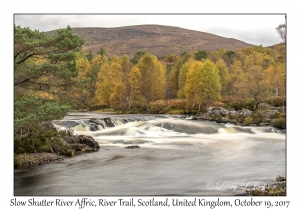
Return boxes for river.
[14,113,286,196]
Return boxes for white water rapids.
[14,113,286,196]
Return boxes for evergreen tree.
[86,49,94,62]
[14,25,84,134]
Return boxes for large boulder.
[63,135,100,152]
[237,108,252,117]
[206,106,252,118]
[77,135,100,149]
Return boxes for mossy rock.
[66,149,74,157]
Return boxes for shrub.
[266,96,286,107]
[226,99,256,111]
[66,150,74,156]
[242,116,253,126]
[14,129,70,154]
[272,117,286,129]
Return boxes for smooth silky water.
[14,113,286,196]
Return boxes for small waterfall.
[52,117,129,132]
[53,115,282,136]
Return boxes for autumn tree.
[163,53,180,64]
[232,46,274,71]
[199,60,222,106]
[215,59,230,96]
[225,62,248,100]
[137,53,166,103]
[208,48,227,63]
[243,65,269,103]
[177,59,195,98]
[128,66,145,108]
[74,54,91,107]
[185,61,203,109]
[76,51,90,79]
[88,54,109,105]
[166,67,180,100]
[109,56,126,109]
[185,60,221,111]
[95,63,111,106]
[264,64,286,98]
[180,52,194,63]
[120,55,133,107]
[95,56,125,109]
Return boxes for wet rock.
[83,148,100,153]
[258,109,279,118]
[77,135,100,149]
[84,118,105,130]
[237,108,252,117]
[68,143,86,151]
[103,118,115,127]
[125,145,140,149]
[63,134,100,154]
[63,135,100,149]
[206,106,252,118]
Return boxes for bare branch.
[16,53,35,65]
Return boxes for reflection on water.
[14,113,286,196]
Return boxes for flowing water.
[14,113,286,196]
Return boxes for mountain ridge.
[46,24,254,57]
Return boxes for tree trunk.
[191,99,195,109]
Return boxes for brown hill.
[47,24,254,57]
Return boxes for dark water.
[14,113,286,196]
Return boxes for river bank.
[15,153,64,166]
[86,102,286,130]
[14,134,100,166]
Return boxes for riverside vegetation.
[14,24,286,165]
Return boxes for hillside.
[47,24,254,57]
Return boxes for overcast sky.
[14,14,285,47]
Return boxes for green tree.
[14,25,84,135]
[97,47,107,56]
[130,50,146,65]
[195,50,208,61]
[86,49,94,62]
